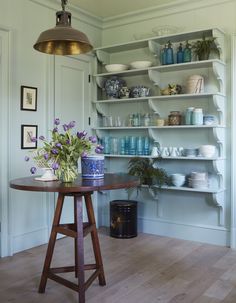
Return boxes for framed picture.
[21,125,38,149]
[21,86,37,111]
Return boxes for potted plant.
[127,157,170,195]
[192,36,220,61]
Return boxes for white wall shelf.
[92,27,227,234]
[94,59,225,78]
[103,154,225,161]
[95,28,225,63]
[92,92,225,104]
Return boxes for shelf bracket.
[96,50,110,65]
[148,99,160,115]
[148,128,159,141]
[213,28,225,62]
[148,70,161,85]
[213,160,225,188]
[96,77,105,89]
[95,129,105,139]
[212,62,225,94]
[95,103,108,116]
[213,94,225,125]
[212,192,225,226]
[213,128,225,157]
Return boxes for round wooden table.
[10,173,139,303]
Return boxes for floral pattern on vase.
[81,155,104,179]
[104,77,126,99]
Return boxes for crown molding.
[29,0,103,30]
[102,0,235,30]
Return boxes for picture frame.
[21,125,38,149]
[21,86,37,111]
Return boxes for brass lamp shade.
[34,10,93,55]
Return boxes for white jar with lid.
[186,75,204,94]
[192,108,203,125]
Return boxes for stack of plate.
[188,172,208,189]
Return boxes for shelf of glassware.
[95,28,225,64]
[93,93,226,127]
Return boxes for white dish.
[198,145,216,158]
[130,61,152,69]
[152,25,182,36]
[105,64,129,73]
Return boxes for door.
[54,55,91,224]
[0,28,10,257]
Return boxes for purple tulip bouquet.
[25,118,103,182]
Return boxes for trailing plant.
[192,36,220,61]
[127,157,170,196]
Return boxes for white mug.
[151,146,159,157]
[170,147,179,157]
[160,147,169,157]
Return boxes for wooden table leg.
[74,199,78,278]
[85,193,106,286]
[74,194,85,303]
[38,193,64,293]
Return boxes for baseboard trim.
[12,227,49,254]
[138,217,230,247]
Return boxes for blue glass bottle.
[177,43,184,63]
[183,41,192,63]
[161,44,167,65]
[166,41,174,65]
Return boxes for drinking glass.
[110,137,119,154]
[102,136,110,154]
[129,136,137,155]
[136,136,144,155]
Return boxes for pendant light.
[33,0,93,55]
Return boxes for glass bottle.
[143,113,151,126]
[177,43,184,63]
[161,44,167,65]
[166,41,174,65]
[183,41,192,62]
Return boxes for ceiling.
[69,0,175,18]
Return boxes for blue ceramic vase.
[81,155,105,179]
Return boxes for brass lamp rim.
[33,4,93,55]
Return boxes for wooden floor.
[1,228,236,303]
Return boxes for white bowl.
[198,145,216,158]
[130,61,152,69]
[171,174,185,187]
[105,64,129,72]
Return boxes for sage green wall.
[0,0,102,256]
[100,0,236,246]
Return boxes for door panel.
[55,56,90,224]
